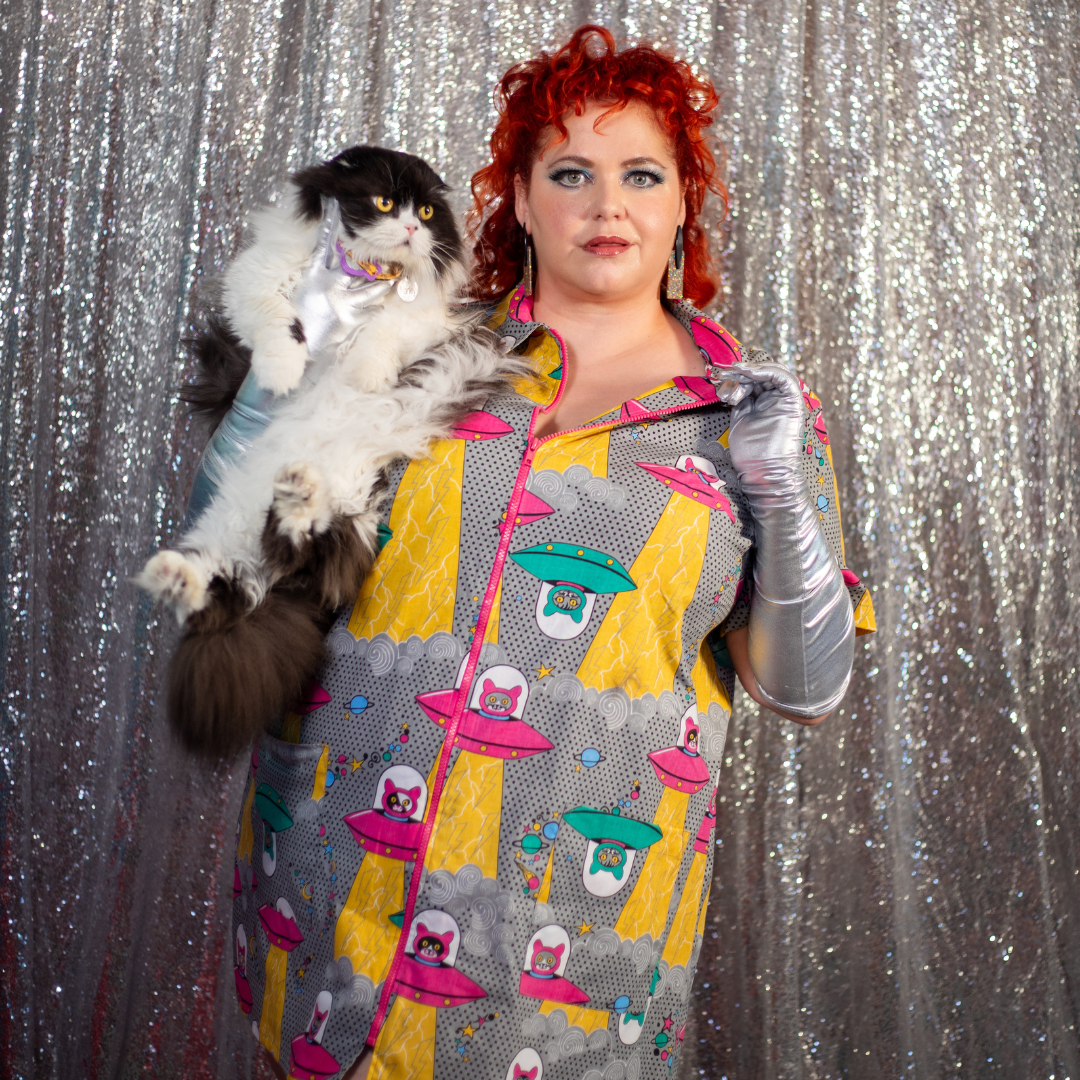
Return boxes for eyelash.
[547,168,665,188]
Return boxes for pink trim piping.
[365,409,543,1046]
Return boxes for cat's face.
[293,146,461,280]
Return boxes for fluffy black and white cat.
[139,146,524,757]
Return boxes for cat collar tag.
[396,277,419,302]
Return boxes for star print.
[461,1022,477,1038]
[576,921,595,936]
[350,758,362,772]
[663,1014,674,1031]
[535,664,554,679]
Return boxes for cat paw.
[272,462,331,545]
[252,334,309,395]
[137,550,209,622]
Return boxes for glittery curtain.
[1,0,1077,1076]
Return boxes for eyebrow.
[545,154,670,170]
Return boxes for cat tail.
[167,578,327,759]
[180,313,253,435]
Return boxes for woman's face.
[515,99,685,305]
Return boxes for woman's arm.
[725,625,831,726]
[716,360,855,718]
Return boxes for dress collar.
[487,284,744,408]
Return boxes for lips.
[584,235,629,256]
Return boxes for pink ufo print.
[519,924,589,1005]
[292,683,331,714]
[694,787,718,854]
[234,924,253,1015]
[416,664,552,760]
[289,990,339,1080]
[394,911,486,1008]
[451,410,514,441]
[498,489,555,534]
[342,764,428,862]
[258,899,304,952]
[619,397,652,422]
[648,707,710,794]
[636,454,735,522]
[690,317,741,370]
[672,375,719,403]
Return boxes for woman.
[246,26,874,1080]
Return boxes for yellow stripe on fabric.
[510,331,562,405]
[539,1000,610,1034]
[854,590,877,635]
[576,497,709,699]
[334,852,403,983]
[660,851,707,969]
[348,441,464,640]
[613,787,688,942]
[279,711,302,743]
[531,424,610,479]
[369,997,437,1080]
[258,944,288,1060]
[690,637,732,716]
[311,745,330,802]
[695,885,711,938]
[425,752,503,877]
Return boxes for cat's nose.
[404,224,417,236]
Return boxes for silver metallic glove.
[715,361,855,717]
[185,199,396,523]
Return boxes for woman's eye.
[418,204,433,221]
[551,169,588,188]
[626,171,662,188]
[374,196,394,212]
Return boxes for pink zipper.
[364,333,722,1047]
[365,408,543,1047]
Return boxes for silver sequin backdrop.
[1,0,1077,1076]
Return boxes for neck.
[528,277,703,436]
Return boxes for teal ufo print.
[255,782,293,878]
[510,542,636,642]
[562,806,662,898]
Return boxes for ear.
[416,922,429,938]
[483,678,496,694]
[514,174,529,232]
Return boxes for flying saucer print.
[636,454,735,521]
[505,1047,544,1080]
[258,898,303,951]
[510,542,636,641]
[519,924,589,1005]
[288,990,339,1080]
[254,782,293,877]
[451,410,514,441]
[393,910,486,1008]
[562,806,663,898]
[690,316,741,370]
[672,375,719,402]
[499,489,555,533]
[342,764,428,862]
[415,664,552,759]
[619,397,652,422]
[647,707,710,793]
[695,788,717,854]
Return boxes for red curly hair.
[469,25,728,309]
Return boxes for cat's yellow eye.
[418,204,434,221]
[374,196,394,212]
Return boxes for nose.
[591,173,626,221]
[404,223,417,236]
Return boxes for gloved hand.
[290,199,396,364]
[186,199,395,523]
[715,361,855,717]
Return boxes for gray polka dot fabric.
[230,290,872,1080]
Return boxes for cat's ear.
[290,163,337,222]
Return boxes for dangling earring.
[523,231,534,297]
[666,225,684,302]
